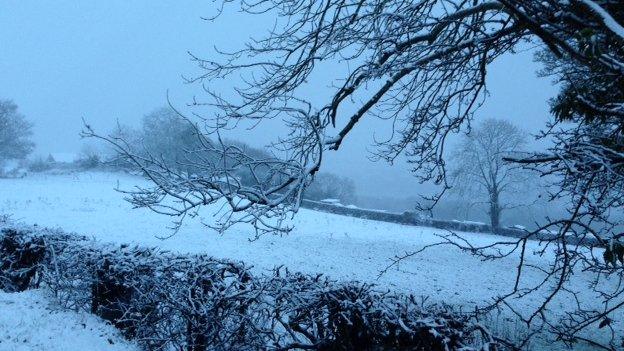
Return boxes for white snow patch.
[581,0,624,39]
[320,198,341,204]
[452,220,486,226]
[0,289,138,351]
[463,220,486,226]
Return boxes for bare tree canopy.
[450,119,530,230]
[88,0,623,232]
[85,3,624,347]
[0,99,34,168]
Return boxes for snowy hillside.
[0,171,619,347]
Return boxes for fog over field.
[1,1,624,350]
[1,1,555,199]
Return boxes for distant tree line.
[105,107,358,205]
[0,100,355,204]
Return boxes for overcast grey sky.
[1,1,558,198]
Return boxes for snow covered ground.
[0,289,138,351]
[0,171,620,348]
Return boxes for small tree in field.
[450,119,529,231]
[0,100,34,169]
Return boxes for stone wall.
[300,199,599,246]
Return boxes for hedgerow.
[0,223,497,350]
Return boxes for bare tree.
[87,1,624,231]
[140,107,202,172]
[450,119,530,230]
[0,99,34,171]
[86,1,624,348]
[102,123,141,170]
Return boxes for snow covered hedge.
[0,223,497,350]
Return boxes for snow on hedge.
[0,224,494,350]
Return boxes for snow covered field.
[0,171,620,348]
[0,289,138,351]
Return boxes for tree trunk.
[489,192,501,232]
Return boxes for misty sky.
[1,1,559,198]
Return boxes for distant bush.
[74,145,102,170]
[0,225,495,351]
[26,156,54,172]
[75,154,101,170]
[304,172,357,204]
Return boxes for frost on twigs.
[0,228,46,292]
[82,114,322,236]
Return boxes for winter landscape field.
[1,171,621,349]
[4,1,624,350]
